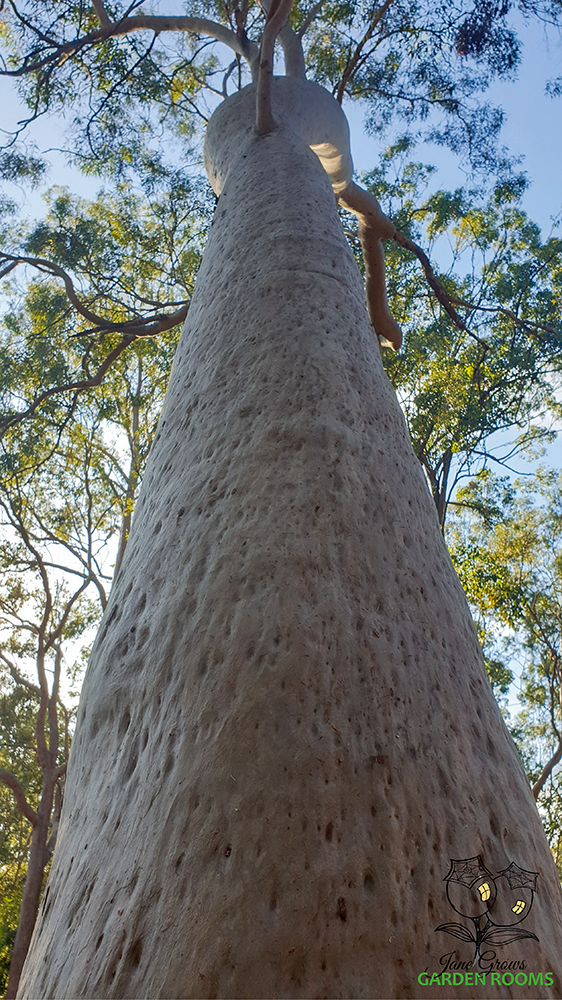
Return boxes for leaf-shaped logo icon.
[435,922,476,943]
[482,927,539,947]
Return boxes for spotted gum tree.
[3,0,562,996]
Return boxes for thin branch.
[335,0,395,104]
[0,652,41,697]
[448,293,559,339]
[0,303,188,435]
[533,740,562,800]
[0,768,38,826]
[0,253,116,327]
[390,229,472,336]
[297,0,326,37]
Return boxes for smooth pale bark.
[18,93,562,999]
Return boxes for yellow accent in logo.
[478,882,491,901]
[512,900,526,914]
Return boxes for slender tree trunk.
[115,356,143,577]
[6,781,53,999]
[18,110,562,998]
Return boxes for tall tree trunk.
[18,108,562,998]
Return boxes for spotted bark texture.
[18,100,562,1000]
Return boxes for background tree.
[0,177,207,994]
[449,469,562,871]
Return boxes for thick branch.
[257,0,305,77]
[278,21,306,77]
[339,181,402,350]
[0,768,38,826]
[91,0,111,27]
[2,14,259,77]
[256,0,295,135]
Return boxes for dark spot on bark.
[176,508,185,524]
[175,853,185,871]
[128,939,143,967]
[95,934,104,951]
[364,872,374,891]
[337,897,347,921]
[270,895,277,910]
[118,709,131,738]
[325,822,333,842]
[154,521,162,535]
[123,747,138,780]
[224,844,232,857]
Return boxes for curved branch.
[339,181,402,350]
[533,740,562,800]
[0,301,188,435]
[0,768,38,826]
[297,0,326,38]
[256,0,295,135]
[0,252,189,337]
[390,230,471,335]
[1,253,115,327]
[1,14,259,78]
